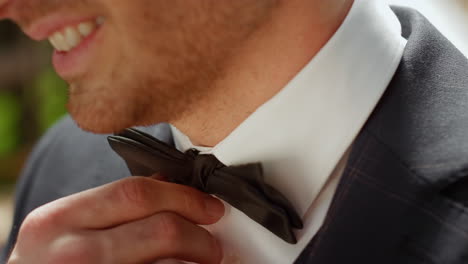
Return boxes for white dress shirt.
[162,0,407,263]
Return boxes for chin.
[65,80,138,134]
[71,114,129,134]
[66,96,169,135]
[67,101,135,134]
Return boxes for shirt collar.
[170,0,407,217]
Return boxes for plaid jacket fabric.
[295,6,468,264]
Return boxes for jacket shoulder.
[1,115,172,261]
[366,7,468,184]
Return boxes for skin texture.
[7,177,225,264]
[0,0,354,263]
[4,0,280,135]
[1,0,353,146]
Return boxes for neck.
[172,0,354,147]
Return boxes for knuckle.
[179,187,205,213]
[47,233,106,264]
[116,177,153,208]
[19,205,64,237]
[154,213,185,250]
[6,251,21,264]
[19,211,45,237]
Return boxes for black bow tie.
[107,128,303,243]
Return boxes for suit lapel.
[296,6,468,263]
[295,128,468,264]
[294,129,438,264]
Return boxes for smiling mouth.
[48,17,104,52]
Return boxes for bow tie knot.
[185,149,224,191]
[108,128,303,243]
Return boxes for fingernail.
[150,173,168,181]
[204,196,225,218]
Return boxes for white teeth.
[49,34,59,50]
[48,18,102,52]
[77,21,95,37]
[52,32,69,51]
[64,27,82,48]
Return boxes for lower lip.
[52,26,102,79]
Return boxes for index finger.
[36,176,224,229]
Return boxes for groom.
[1,0,468,263]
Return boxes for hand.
[7,177,225,264]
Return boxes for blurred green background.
[0,20,68,186]
[0,20,68,246]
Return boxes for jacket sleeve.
[0,116,71,263]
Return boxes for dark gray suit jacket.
[2,6,468,264]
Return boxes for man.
[1,0,467,263]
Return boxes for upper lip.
[24,14,97,41]
[0,0,12,17]
[0,0,98,42]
